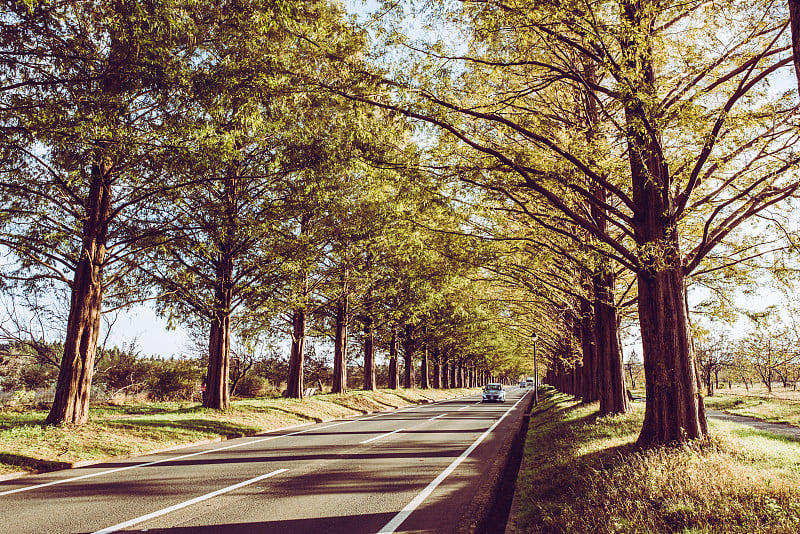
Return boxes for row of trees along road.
[0,0,534,424]
[321,0,800,447]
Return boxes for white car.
[482,383,506,402]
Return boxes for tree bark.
[388,325,399,389]
[621,0,705,446]
[286,308,306,398]
[46,158,112,425]
[432,347,441,389]
[578,290,599,402]
[594,265,628,415]
[362,283,376,391]
[403,323,415,388]
[332,288,348,394]
[205,254,233,409]
[420,344,430,388]
[790,0,800,89]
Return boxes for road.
[0,388,531,534]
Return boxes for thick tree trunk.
[579,290,599,402]
[286,308,306,398]
[621,0,705,446]
[594,266,628,415]
[205,256,233,409]
[46,159,111,425]
[332,290,348,394]
[388,326,399,389]
[441,357,449,389]
[403,324,415,388]
[790,0,800,89]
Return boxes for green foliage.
[147,360,203,401]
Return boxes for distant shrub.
[148,362,202,400]
[234,375,270,398]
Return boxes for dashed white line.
[90,469,289,534]
[0,422,347,497]
[359,428,405,444]
[377,391,530,534]
[428,413,448,421]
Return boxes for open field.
[510,389,800,534]
[703,384,800,428]
[0,388,477,476]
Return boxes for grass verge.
[0,388,475,476]
[703,393,800,428]
[512,389,800,534]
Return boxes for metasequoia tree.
[0,0,200,424]
[344,0,800,445]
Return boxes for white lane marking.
[457,404,472,411]
[428,414,447,421]
[0,422,347,497]
[1,392,479,497]
[90,468,288,534]
[359,428,405,444]
[377,391,530,534]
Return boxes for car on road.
[482,383,506,402]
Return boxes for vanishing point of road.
[0,388,531,534]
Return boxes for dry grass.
[0,388,476,476]
[704,384,800,427]
[514,389,800,534]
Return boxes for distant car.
[526,377,534,388]
[482,383,506,402]
[519,380,526,388]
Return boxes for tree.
[0,0,201,424]
[340,0,800,445]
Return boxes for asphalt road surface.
[0,388,531,534]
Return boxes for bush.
[234,375,270,398]
[148,362,202,401]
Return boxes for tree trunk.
[388,325,399,389]
[286,308,306,398]
[621,0,705,446]
[790,0,800,89]
[579,289,599,402]
[362,288,376,391]
[205,255,233,409]
[46,159,111,425]
[432,347,441,389]
[403,323,415,388]
[420,344,430,389]
[594,265,628,415]
[332,289,348,394]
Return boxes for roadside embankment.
[505,389,800,534]
[0,388,477,478]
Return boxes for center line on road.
[377,391,530,534]
[359,428,405,444]
[90,469,288,534]
[428,414,447,421]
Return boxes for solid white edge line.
[90,468,289,534]
[0,421,346,497]
[377,391,530,534]
[359,428,405,444]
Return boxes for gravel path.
[706,409,800,440]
